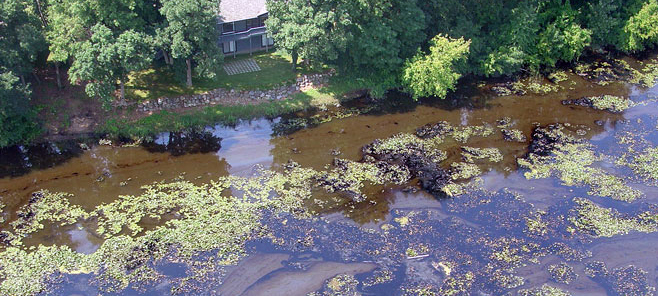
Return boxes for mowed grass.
[124,51,328,102]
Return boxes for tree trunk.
[20,75,25,86]
[32,72,41,85]
[120,79,125,100]
[186,58,193,87]
[55,62,62,89]
[34,0,47,27]
[163,50,172,65]
[291,51,298,71]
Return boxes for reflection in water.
[0,140,85,178]
[207,118,276,175]
[144,130,222,156]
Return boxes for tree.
[622,0,658,52]
[532,2,592,68]
[0,0,46,84]
[159,0,222,87]
[46,0,157,89]
[0,70,41,147]
[401,35,470,99]
[265,0,350,70]
[68,24,152,104]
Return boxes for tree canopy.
[68,24,153,104]
[159,0,222,87]
[401,35,470,99]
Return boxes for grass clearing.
[124,51,329,102]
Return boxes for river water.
[1,57,658,295]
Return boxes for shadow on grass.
[124,51,329,103]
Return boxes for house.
[218,0,274,56]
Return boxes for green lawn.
[124,51,328,102]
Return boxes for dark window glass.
[259,15,268,27]
[222,23,234,34]
[247,18,260,29]
[234,20,247,32]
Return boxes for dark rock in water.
[362,137,451,198]
[527,124,570,157]
[415,121,453,139]
[562,97,594,108]
[29,191,44,204]
[406,155,451,197]
[490,82,527,96]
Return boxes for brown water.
[2,62,658,295]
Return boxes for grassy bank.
[101,75,368,139]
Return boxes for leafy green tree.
[0,0,46,83]
[46,0,157,88]
[158,0,222,87]
[622,0,658,52]
[401,35,470,99]
[265,0,350,70]
[586,0,624,47]
[68,24,152,104]
[0,70,41,147]
[533,8,591,68]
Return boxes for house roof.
[218,0,267,23]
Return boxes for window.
[259,15,268,27]
[247,18,261,29]
[222,22,234,34]
[261,34,274,47]
[223,41,235,53]
[234,20,247,32]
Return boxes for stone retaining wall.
[130,71,333,113]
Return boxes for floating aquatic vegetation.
[548,70,570,84]
[461,147,503,163]
[547,262,577,284]
[585,262,656,296]
[7,191,88,246]
[490,79,561,96]
[569,198,658,237]
[501,129,527,142]
[364,133,447,164]
[589,95,633,112]
[525,211,549,236]
[562,95,633,113]
[629,59,658,87]
[518,125,642,202]
[272,106,375,135]
[449,125,495,143]
[362,268,394,287]
[312,274,360,296]
[574,59,633,86]
[402,285,439,296]
[438,272,475,296]
[627,147,658,181]
[450,162,482,180]
[316,158,410,202]
[524,81,561,95]
[518,284,572,296]
[0,164,326,296]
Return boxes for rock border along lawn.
[129,71,333,112]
